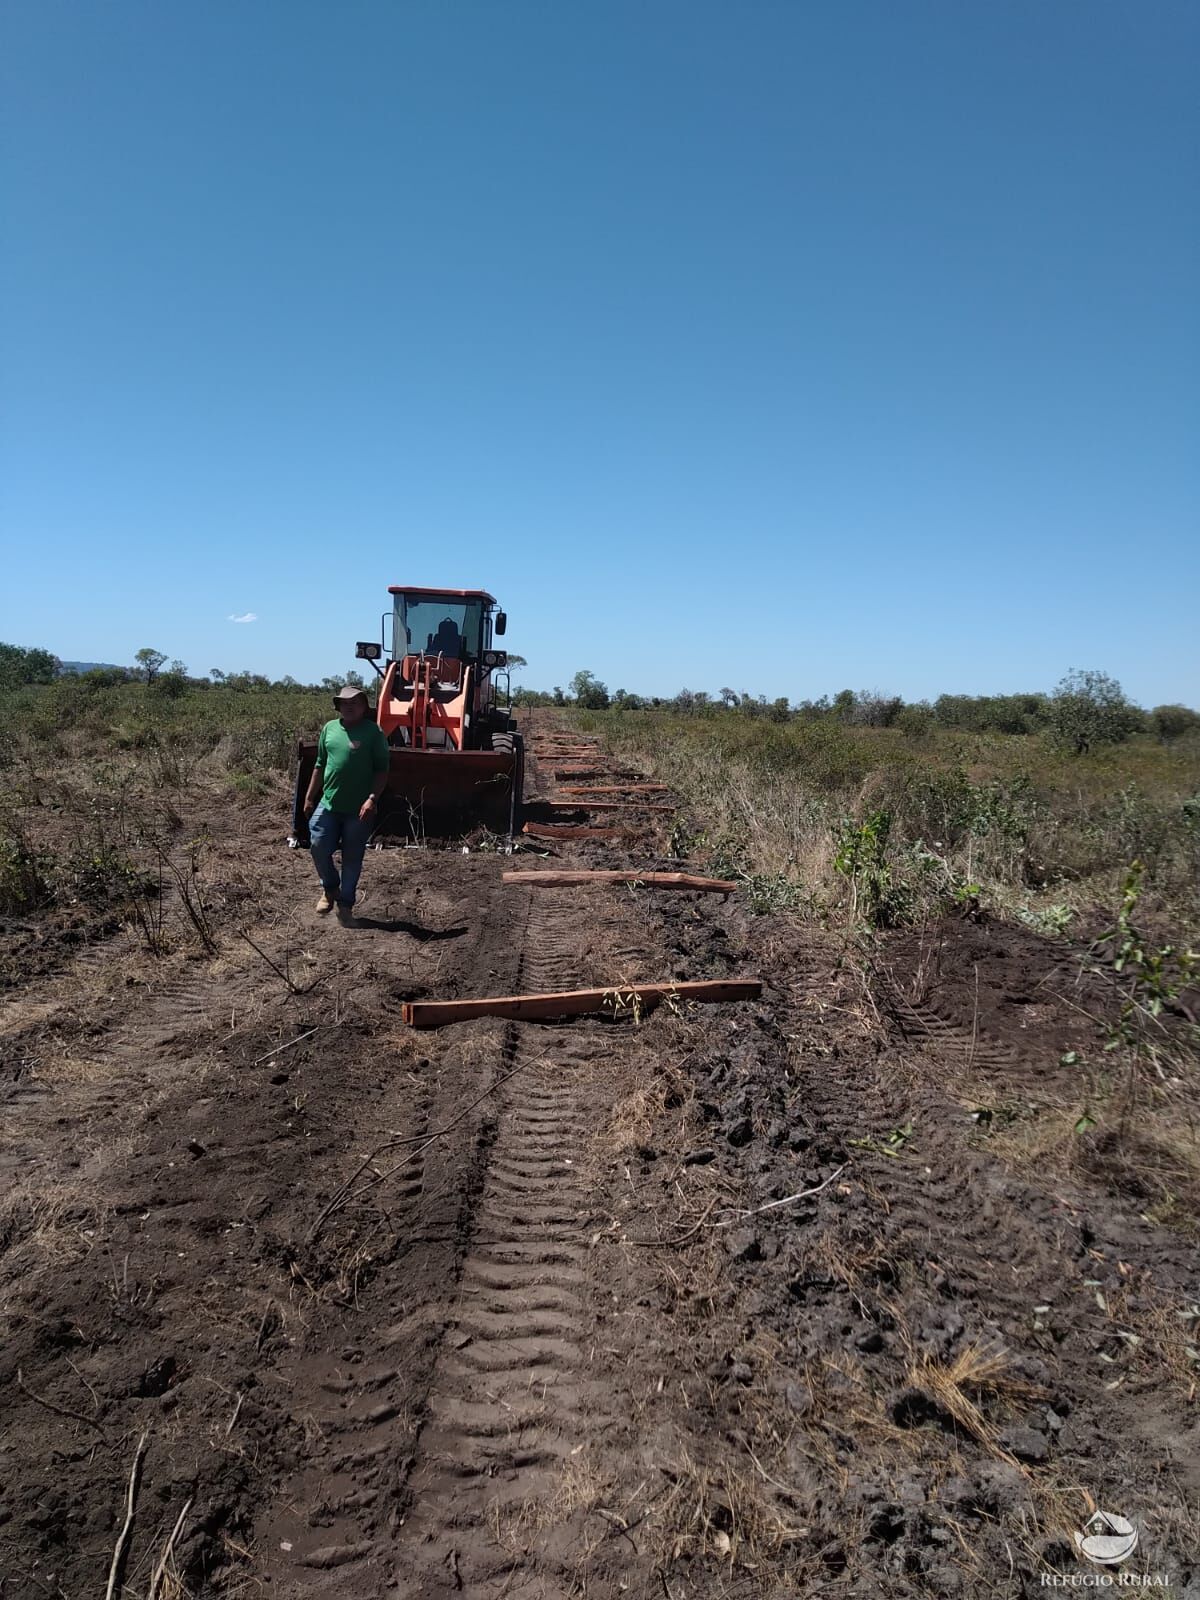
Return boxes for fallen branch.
[105,1431,149,1600]
[401,979,762,1028]
[712,1165,847,1226]
[235,930,320,995]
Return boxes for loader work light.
[356,641,382,660]
[483,650,508,669]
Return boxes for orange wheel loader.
[290,587,524,846]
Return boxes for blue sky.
[2,1,1196,705]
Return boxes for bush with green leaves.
[1051,669,1143,754]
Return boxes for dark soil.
[0,717,1196,1600]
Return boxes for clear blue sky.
[2,1,1196,705]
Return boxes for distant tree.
[831,689,856,723]
[0,643,60,688]
[135,647,168,684]
[552,686,566,706]
[849,692,903,728]
[79,666,130,689]
[1051,669,1141,754]
[505,654,528,670]
[719,687,739,709]
[210,667,226,684]
[1150,705,1200,743]
[154,661,190,698]
[570,670,610,710]
[898,703,934,738]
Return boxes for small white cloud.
[227,612,258,624]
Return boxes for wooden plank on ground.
[556,784,670,795]
[503,870,735,893]
[547,767,609,779]
[542,800,677,814]
[401,979,762,1028]
[522,822,635,841]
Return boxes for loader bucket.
[290,739,523,846]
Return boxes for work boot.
[336,903,356,927]
[316,890,335,914]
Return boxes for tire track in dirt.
[260,1066,441,1586]
[390,895,602,1600]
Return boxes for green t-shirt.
[317,717,391,813]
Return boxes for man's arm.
[358,729,391,822]
[303,730,327,816]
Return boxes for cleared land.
[1,705,1197,1598]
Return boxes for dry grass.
[0,1177,99,1274]
[908,1342,1032,1464]
[978,1056,1200,1238]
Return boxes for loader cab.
[388,588,498,665]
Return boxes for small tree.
[570,670,610,710]
[1150,704,1200,743]
[1051,669,1141,754]
[0,643,60,688]
[898,703,934,739]
[135,647,168,684]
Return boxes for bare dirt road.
[1,716,1196,1598]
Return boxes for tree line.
[5,641,1195,753]
[0,642,367,697]
[512,667,1199,752]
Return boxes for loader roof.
[387,586,498,603]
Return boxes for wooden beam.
[556,784,670,796]
[541,800,676,814]
[547,767,609,779]
[401,979,762,1028]
[522,822,637,841]
[503,870,735,893]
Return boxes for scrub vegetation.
[566,674,1200,945]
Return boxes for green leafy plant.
[0,820,52,914]
[1094,860,1196,1048]
[833,810,898,926]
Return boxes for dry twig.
[105,1431,149,1600]
[711,1163,847,1226]
[16,1367,106,1436]
[147,1495,193,1600]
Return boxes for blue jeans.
[309,805,374,907]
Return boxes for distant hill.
[58,660,127,675]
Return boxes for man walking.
[303,685,391,925]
